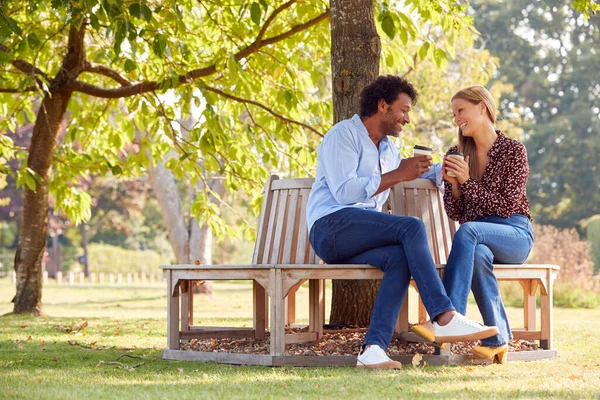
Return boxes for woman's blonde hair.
[452,86,497,180]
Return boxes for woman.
[442,86,534,363]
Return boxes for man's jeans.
[443,214,534,347]
[309,207,455,351]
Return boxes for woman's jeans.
[443,214,534,347]
[309,207,455,351]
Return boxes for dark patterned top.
[444,130,532,224]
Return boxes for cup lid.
[414,145,433,151]
[447,150,464,156]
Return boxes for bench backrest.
[251,175,459,265]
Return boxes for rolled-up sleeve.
[319,129,381,204]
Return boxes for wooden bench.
[161,175,559,366]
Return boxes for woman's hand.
[442,158,459,186]
[444,155,470,185]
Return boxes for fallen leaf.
[568,375,580,380]
[178,368,184,374]
[412,353,423,368]
[26,335,32,341]
[16,342,23,349]
[95,361,104,368]
[195,260,200,265]
[466,367,473,372]
[50,356,57,362]
[39,340,45,346]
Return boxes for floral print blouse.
[444,130,532,224]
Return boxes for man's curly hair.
[359,75,418,118]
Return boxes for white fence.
[8,270,165,286]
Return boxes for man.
[306,75,498,369]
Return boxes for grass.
[1,279,600,399]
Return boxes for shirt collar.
[351,113,390,146]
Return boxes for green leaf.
[399,29,408,46]
[381,14,395,40]
[141,4,153,21]
[152,35,167,57]
[418,42,430,60]
[433,47,447,68]
[89,13,100,30]
[129,3,142,18]
[259,0,268,11]
[250,2,261,25]
[124,59,137,72]
[27,33,41,48]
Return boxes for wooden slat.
[285,332,318,344]
[511,329,542,340]
[406,188,416,219]
[252,175,278,264]
[262,189,280,264]
[271,178,315,190]
[162,350,274,366]
[161,349,557,366]
[296,189,311,264]
[271,189,289,264]
[281,189,300,264]
[417,189,434,257]
[180,328,255,339]
[430,189,447,263]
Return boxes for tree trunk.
[13,91,72,314]
[13,23,86,314]
[329,0,381,326]
[146,117,225,295]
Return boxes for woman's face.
[451,98,487,137]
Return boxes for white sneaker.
[433,313,498,343]
[412,313,498,344]
[356,345,402,369]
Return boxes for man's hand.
[395,155,432,181]
[373,155,432,197]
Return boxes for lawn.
[0,278,599,399]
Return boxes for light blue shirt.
[306,114,442,232]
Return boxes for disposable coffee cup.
[413,145,433,157]
[445,150,464,177]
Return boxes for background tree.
[472,0,600,229]
[0,0,331,314]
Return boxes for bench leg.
[180,281,192,335]
[520,280,537,331]
[253,280,268,340]
[270,269,285,356]
[167,272,180,350]
[309,279,324,340]
[540,272,555,350]
[395,292,410,334]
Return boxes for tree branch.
[204,85,323,137]
[67,9,330,98]
[255,1,296,45]
[0,87,36,93]
[83,63,131,87]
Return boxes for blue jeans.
[309,207,455,351]
[443,214,534,347]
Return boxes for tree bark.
[329,0,381,326]
[13,23,87,314]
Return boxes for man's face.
[379,92,412,137]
